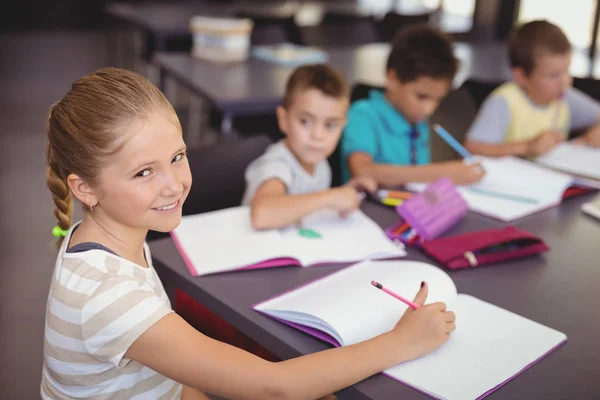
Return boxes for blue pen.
[433,124,475,163]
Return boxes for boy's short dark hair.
[509,20,571,75]
[386,25,458,83]
[282,64,349,109]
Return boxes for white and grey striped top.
[41,223,182,399]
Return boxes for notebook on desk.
[254,260,567,400]
[171,207,406,277]
[407,156,594,222]
[536,142,600,181]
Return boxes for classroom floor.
[0,30,225,400]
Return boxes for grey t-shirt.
[466,87,600,144]
[241,140,332,206]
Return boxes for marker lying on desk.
[378,190,413,200]
[371,280,420,309]
[433,124,476,164]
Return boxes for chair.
[460,78,503,110]
[572,77,600,102]
[146,134,272,241]
[378,11,433,43]
[329,83,384,187]
[350,82,384,103]
[429,87,478,162]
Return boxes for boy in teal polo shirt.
[340,26,485,186]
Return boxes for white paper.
[173,207,290,276]
[386,295,566,400]
[407,157,574,221]
[256,260,457,346]
[279,209,405,266]
[256,260,567,400]
[173,207,405,276]
[536,142,600,180]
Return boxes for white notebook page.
[536,142,600,180]
[255,260,456,346]
[408,157,574,221]
[173,207,290,275]
[279,209,406,266]
[256,260,567,400]
[386,294,566,400]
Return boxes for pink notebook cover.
[252,268,567,400]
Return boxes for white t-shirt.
[41,224,182,399]
[241,140,332,205]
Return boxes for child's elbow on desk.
[250,200,279,230]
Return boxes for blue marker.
[433,124,475,163]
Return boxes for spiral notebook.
[171,207,405,277]
[254,260,567,400]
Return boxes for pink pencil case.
[388,178,468,242]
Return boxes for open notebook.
[408,156,591,221]
[536,142,600,181]
[171,207,405,277]
[254,260,567,400]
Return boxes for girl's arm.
[250,179,360,230]
[126,284,455,400]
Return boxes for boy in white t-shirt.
[242,64,376,229]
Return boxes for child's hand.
[345,175,378,194]
[580,125,600,147]
[527,130,564,156]
[442,160,486,185]
[327,187,362,216]
[390,282,455,361]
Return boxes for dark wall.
[1,0,114,32]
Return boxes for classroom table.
[152,41,511,138]
[105,1,302,51]
[149,193,600,400]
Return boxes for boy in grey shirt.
[242,64,376,229]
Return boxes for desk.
[150,193,600,399]
[152,42,511,138]
[105,1,302,51]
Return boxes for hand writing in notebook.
[527,130,564,156]
[390,282,456,361]
[439,160,485,185]
[575,123,600,147]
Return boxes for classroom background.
[2,0,600,398]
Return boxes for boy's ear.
[276,105,289,136]
[67,173,99,209]
[386,69,399,88]
[512,67,528,86]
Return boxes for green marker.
[298,228,322,239]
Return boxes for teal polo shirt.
[340,90,430,183]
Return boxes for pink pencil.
[371,280,420,309]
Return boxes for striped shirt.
[41,224,182,399]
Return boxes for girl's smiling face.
[90,109,192,233]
